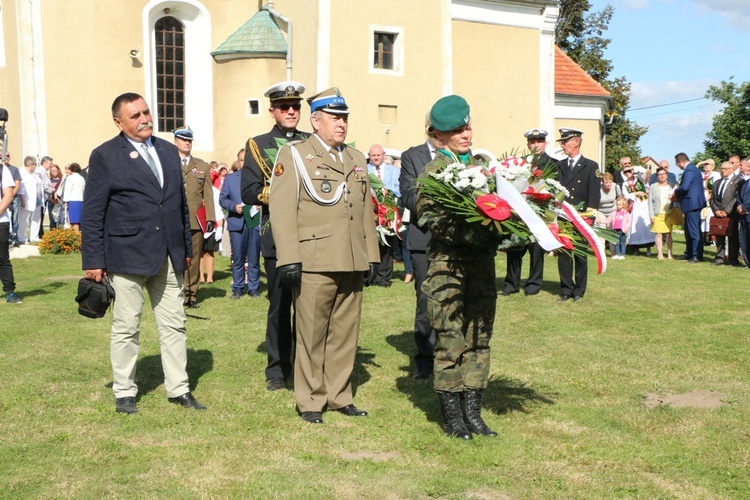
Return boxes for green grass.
[1,235,748,498]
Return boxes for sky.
[587,0,750,165]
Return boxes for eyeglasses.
[274,103,301,111]
[623,170,633,174]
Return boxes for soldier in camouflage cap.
[416,95,499,440]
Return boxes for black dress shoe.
[524,290,540,296]
[687,258,699,264]
[184,301,200,309]
[559,295,571,302]
[301,411,323,424]
[116,396,137,414]
[499,290,518,296]
[336,404,368,417]
[573,295,583,302]
[266,378,285,391]
[168,392,206,410]
[412,368,432,380]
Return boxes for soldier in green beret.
[416,95,499,440]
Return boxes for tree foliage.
[703,78,750,160]
[555,0,647,172]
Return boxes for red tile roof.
[555,46,610,98]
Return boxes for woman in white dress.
[621,166,654,255]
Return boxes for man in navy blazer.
[82,92,206,414]
[398,121,440,380]
[734,158,750,266]
[219,168,261,299]
[672,152,706,262]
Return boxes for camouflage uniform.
[417,151,498,393]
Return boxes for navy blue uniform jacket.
[674,163,706,213]
[556,155,601,210]
[82,133,192,276]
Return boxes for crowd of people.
[0,153,89,304]
[592,153,749,267]
[5,81,749,442]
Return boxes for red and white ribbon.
[558,201,607,274]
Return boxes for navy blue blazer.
[736,178,750,223]
[219,171,246,233]
[81,133,192,276]
[674,163,705,213]
[399,142,434,252]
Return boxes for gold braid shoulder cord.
[248,137,273,204]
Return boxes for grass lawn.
[1,234,748,498]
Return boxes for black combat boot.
[460,390,497,437]
[437,392,472,440]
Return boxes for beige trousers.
[109,257,189,399]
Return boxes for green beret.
[429,95,470,132]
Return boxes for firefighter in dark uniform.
[501,128,557,297]
[241,81,311,391]
[555,128,601,302]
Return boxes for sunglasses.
[623,170,633,174]
[274,103,301,111]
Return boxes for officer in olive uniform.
[417,95,499,440]
[269,87,380,424]
[502,128,557,297]
[174,126,215,308]
[555,128,601,302]
[241,81,311,391]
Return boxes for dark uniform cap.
[524,128,548,140]
[173,125,194,141]
[307,87,349,115]
[264,81,305,102]
[429,95,470,132]
[556,128,583,142]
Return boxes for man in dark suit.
[555,128,601,302]
[502,128,557,297]
[241,81,310,391]
[672,152,706,263]
[398,117,440,380]
[709,161,741,266]
[220,168,261,299]
[82,92,206,414]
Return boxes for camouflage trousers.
[422,256,496,392]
